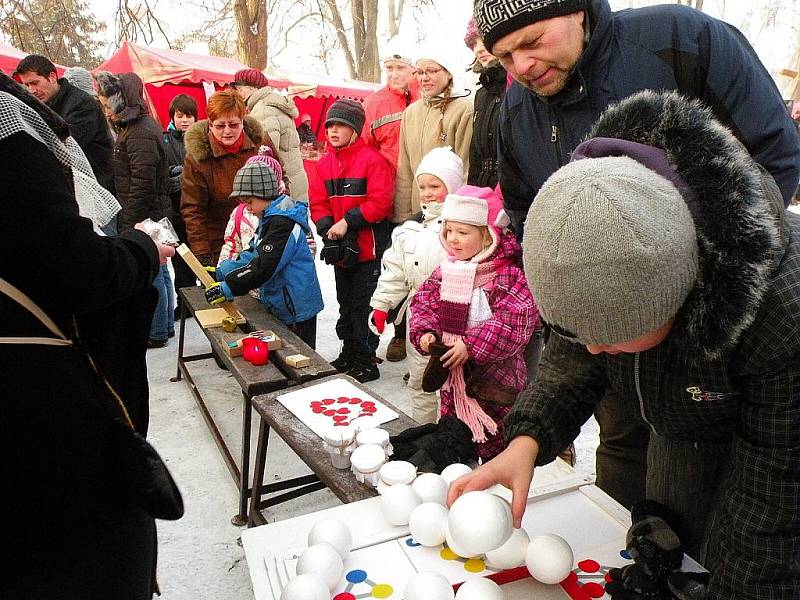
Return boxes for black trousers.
[289,316,317,350]
[334,260,380,355]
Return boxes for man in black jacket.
[16,54,114,194]
[473,0,800,511]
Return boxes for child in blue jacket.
[205,158,323,348]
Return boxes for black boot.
[347,353,379,383]
[330,341,354,373]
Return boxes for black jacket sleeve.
[223,216,294,296]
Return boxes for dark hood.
[586,90,784,360]
[95,71,149,125]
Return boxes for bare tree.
[0,0,106,66]
[316,0,380,81]
[115,0,172,48]
[234,0,268,68]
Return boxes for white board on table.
[276,377,399,439]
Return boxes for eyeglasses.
[210,121,243,131]
[414,67,444,78]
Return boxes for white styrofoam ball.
[380,483,422,526]
[404,571,455,600]
[525,534,574,585]
[279,573,330,600]
[409,501,449,547]
[447,491,513,556]
[444,521,477,558]
[440,463,473,485]
[412,472,448,505]
[484,527,531,570]
[307,519,353,559]
[455,578,505,600]
[295,542,344,591]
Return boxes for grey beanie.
[523,156,699,345]
[474,0,589,53]
[229,161,280,200]
[324,98,366,135]
[64,67,96,96]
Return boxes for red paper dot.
[583,582,605,598]
[311,401,322,407]
[361,401,375,408]
[361,406,377,414]
[323,409,336,416]
[337,396,350,402]
[333,415,348,422]
[337,407,350,414]
[349,398,362,405]
[312,406,325,414]
[333,593,356,600]
[322,398,335,405]
[578,559,601,573]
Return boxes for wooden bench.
[172,286,336,525]
[248,374,418,526]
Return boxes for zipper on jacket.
[634,353,657,434]
[551,125,558,143]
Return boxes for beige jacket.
[392,94,473,222]
[247,87,309,200]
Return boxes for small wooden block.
[285,354,310,368]
[251,330,282,350]
[196,307,246,329]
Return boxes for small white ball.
[279,573,330,600]
[448,491,513,556]
[444,522,477,558]
[485,527,530,570]
[295,542,344,591]
[412,472,449,505]
[440,463,473,485]
[404,571,455,600]
[409,502,449,547]
[307,519,353,559]
[455,578,505,600]
[525,534,574,585]
[380,483,422,526]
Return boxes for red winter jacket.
[361,83,419,171]
[310,138,394,263]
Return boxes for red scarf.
[214,131,245,155]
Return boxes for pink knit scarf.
[439,258,497,443]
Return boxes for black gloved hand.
[667,572,709,600]
[606,564,674,600]
[627,501,685,580]
[319,238,344,265]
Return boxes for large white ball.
[412,472,448,505]
[380,483,422,526]
[525,534,574,585]
[307,519,352,559]
[455,578,505,600]
[440,463,473,485]
[279,573,330,600]
[444,522,477,558]
[295,542,344,591]
[404,571,455,600]
[484,527,530,570]
[447,491,513,556]
[409,502,449,547]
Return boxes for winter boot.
[347,353,380,383]
[330,341,354,373]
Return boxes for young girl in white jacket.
[369,147,464,423]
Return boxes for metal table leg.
[232,391,253,526]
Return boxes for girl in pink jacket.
[409,186,539,460]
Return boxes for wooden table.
[247,374,417,526]
[172,286,337,525]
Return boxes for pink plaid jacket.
[409,232,539,459]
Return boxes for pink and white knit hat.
[440,185,510,262]
[246,152,285,193]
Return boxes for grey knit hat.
[474,0,589,53]
[523,156,699,345]
[229,161,280,200]
[324,98,366,135]
[64,67,96,96]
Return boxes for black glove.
[319,238,345,265]
[340,231,360,268]
[627,501,685,580]
[389,416,477,473]
[605,568,709,600]
[667,571,709,600]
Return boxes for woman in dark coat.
[0,73,179,599]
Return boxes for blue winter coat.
[498,0,800,217]
[216,195,323,324]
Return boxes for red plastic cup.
[242,337,269,365]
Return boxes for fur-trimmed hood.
[586,90,784,360]
[183,116,264,162]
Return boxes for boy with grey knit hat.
[449,91,800,600]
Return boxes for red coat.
[361,83,419,171]
[310,138,394,262]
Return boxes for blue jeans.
[149,264,174,341]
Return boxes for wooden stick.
[177,243,243,320]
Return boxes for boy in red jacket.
[310,99,394,382]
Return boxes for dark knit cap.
[233,68,269,89]
[474,0,589,53]
[229,161,280,200]
[324,98,366,135]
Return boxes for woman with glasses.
[392,51,473,225]
[180,90,277,267]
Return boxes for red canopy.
[0,43,66,77]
